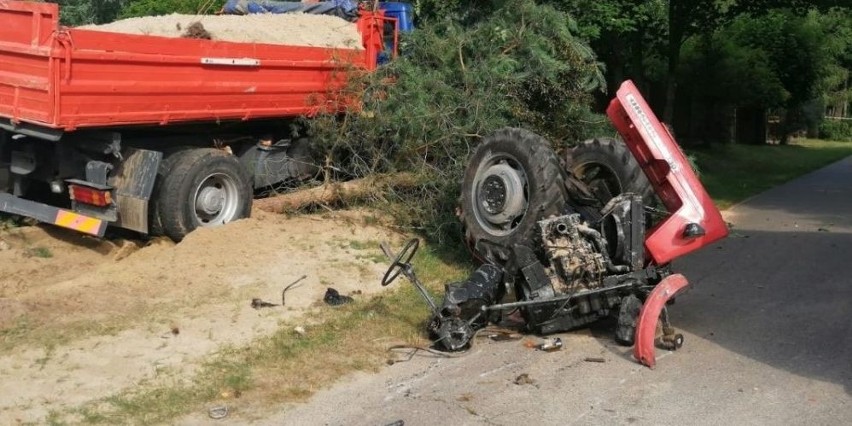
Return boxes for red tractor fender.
[634,273,689,369]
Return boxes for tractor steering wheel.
[381,238,420,287]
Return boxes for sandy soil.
[80,13,363,49]
[0,209,400,424]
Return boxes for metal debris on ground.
[208,405,229,420]
[384,420,404,426]
[281,274,307,305]
[294,326,306,336]
[538,337,563,352]
[323,287,354,305]
[488,331,523,341]
[250,298,278,309]
[513,373,535,386]
[584,357,606,363]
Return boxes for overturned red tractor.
[381,81,728,368]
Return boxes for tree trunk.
[254,173,418,213]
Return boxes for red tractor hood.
[606,80,728,265]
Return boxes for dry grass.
[53,243,471,424]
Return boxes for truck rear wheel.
[459,128,569,264]
[151,148,252,241]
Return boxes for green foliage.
[688,139,852,209]
[819,119,852,141]
[308,0,604,242]
[57,0,129,26]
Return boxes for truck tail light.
[69,184,112,207]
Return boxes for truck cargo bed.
[0,1,383,133]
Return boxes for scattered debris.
[384,421,405,426]
[818,227,830,232]
[538,337,563,352]
[208,405,229,420]
[249,275,307,310]
[584,357,606,363]
[170,325,180,336]
[522,339,538,349]
[182,21,211,39]
[513,373,535,386]
[250,298,278,309]
[324,287,354,306]
[294,326,306,336]
[488,331,523,341]
[282,274,307,306]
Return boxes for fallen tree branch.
[255,173,419,213]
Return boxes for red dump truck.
[0,0,388,239]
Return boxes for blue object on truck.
[223,0,358,20]
[379,2,413,32]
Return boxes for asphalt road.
[266,156,852,426]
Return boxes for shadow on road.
[673,227,852,395]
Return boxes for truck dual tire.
[458,128,569,264]
[150,148,252,241]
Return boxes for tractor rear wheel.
[569,137,653,207]
[458,128,569,264]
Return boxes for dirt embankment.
[0,209,399,424]
[79,13,363,49]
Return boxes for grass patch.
[688,138,852,209]
[56,242,471,424]
[25,246,53,258]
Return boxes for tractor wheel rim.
[193,173,240,226]
[472,154,528,237]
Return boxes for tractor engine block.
[539,214,607,293]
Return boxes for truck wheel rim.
[193,173,240,226]
[472,154,528,237]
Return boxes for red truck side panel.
[0,1,58,125]
[606,80,728,265]
[0,1,384,131]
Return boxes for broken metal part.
[281,274,307,305]
[439,264,503,329]
[615,294,642,346]
[599,194,645,270]
[538,337,562,352]
[251,298,278,309]
[654,305,685,350]
[634,273,689,368]
[323,288,353,306]
[208,405,229,420]
[428,316,474,352]
[429,264,503,351]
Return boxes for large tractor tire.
[569,137,653,207]
[459,128,569,264]
[150,148,252,241]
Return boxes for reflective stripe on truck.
[0,193,107,237]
